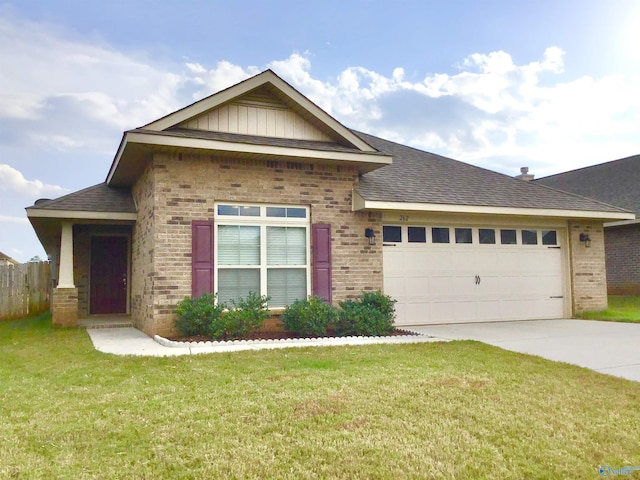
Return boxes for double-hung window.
[215,203,310,307]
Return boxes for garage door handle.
[549,296,563,299]
[383,243,397,246]
[475,275,481,285]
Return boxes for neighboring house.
[536,155,640,295]
[0,252,20,266]
[26,70,634,337]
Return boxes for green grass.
[2,313,640,479]
[577,296,640,323]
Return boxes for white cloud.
[0,164,70,198]
[0,215,29,224]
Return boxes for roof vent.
[515,167,534,181]
[34,199,51,205]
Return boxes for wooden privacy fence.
[0,262,51,320]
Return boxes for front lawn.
[577,295,640,323]
[1,313,639,479]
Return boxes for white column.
[57,221,75,288]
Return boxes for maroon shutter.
[312,223,332,303]
[192,220,214,298]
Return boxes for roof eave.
[26,209,137,221]
[108,131,392,186]
[352,191,636,221]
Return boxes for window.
[455,228,472,244]
[479,229,496,244]
[383,226,402,243]
[542,230,558,245]
[522,230,538,245]
[432,227,450,244]
[215,204,309,307]
[500,229,517,245]
[408,226,426,243]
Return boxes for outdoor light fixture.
[579,233,591,247]
[365,228,376,245]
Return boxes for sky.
[1,0,640,262]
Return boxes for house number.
[399,215,409,222]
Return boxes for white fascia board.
[604,218,640,227]
[353,192,636,221]
[125,132,391,165]
[26,209,137,221]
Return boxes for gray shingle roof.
[534,154,640,216]
[27,183,136,213]
[355,132,629,213]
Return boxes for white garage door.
[383,225,566,326]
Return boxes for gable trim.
[142,70,375,153]
[352,191,636,221]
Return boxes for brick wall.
[51,287,78,327]
[568,220,608,313]
[605,223,640,295]
[138,152,383,337]
[131,162,157,335]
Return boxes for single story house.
[26,70,634,337]
[535,155,640,294]
[0,252,20,267]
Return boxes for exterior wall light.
[579,233,591,247]
[365,228,376,245]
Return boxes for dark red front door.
[90,236,128,314]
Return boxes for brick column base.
[52,288,79,327]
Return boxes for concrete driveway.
[408,319,640,382]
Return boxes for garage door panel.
[384,224,567,325]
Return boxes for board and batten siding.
[179,93,332,142]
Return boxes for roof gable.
[143,70,373,151]
[175,84,333,143]
[107,70,391,186]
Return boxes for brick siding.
[568,221,608,312]
[132,152,383,337]
[605,224,640,295]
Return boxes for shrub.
[281,296,339,337]
[222,292,270,340]
[335,291,396,337]
[359,290,396,325]
[174,293,226,337]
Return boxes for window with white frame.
[215,203,310,307]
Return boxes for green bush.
[174,293,226,337]
[281,296,339,337]
[335,291,396,336]
[359,290,396,325]
[222,292,270,340]
[174,292,269,340]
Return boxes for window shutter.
[192,220,214,298]
[312,223,332,303]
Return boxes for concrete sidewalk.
[409,319,640,382]
[86,327,445,356]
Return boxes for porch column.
[52,221,78,327]
[58,221,75,288]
